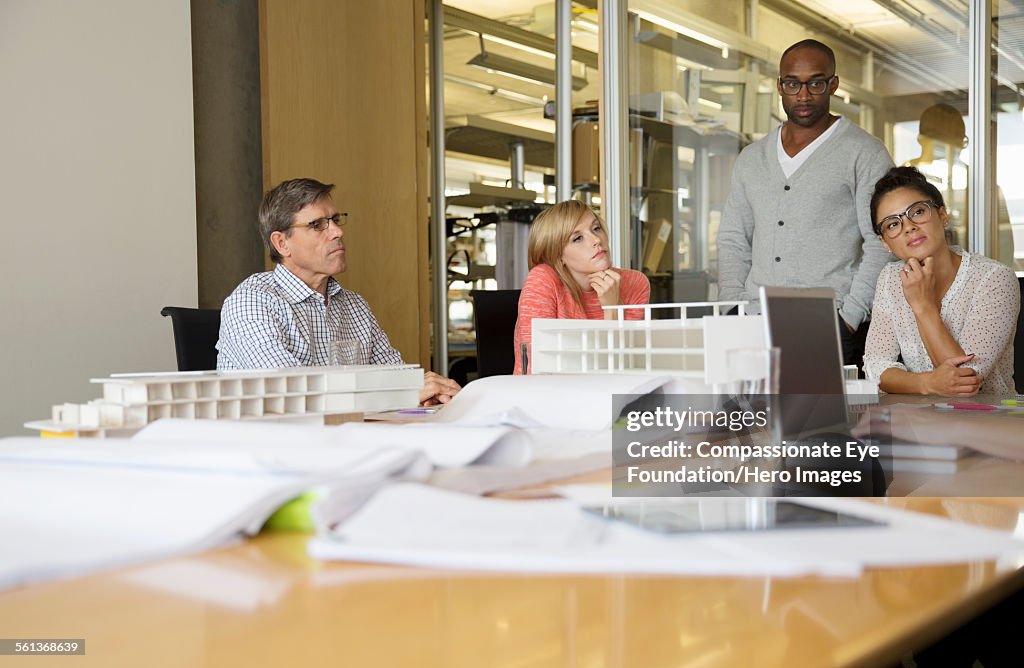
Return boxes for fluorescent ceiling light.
[632,9,730,59]
[481,34,555,61]
[573,17,599,34]
[443,74,547,106]
[467,51,589,91]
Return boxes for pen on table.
[1000,399,1024,407]
[398,408,438,415]
[933,402,998,411]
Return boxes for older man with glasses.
[717,39,894,372]
[216,177,460,406]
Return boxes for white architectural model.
[26,365,424,437]
[530,301,763,386]
[530,301,876,401]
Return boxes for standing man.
[717,39,894,368]
[217,177,460,405]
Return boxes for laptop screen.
[760,286,848,439]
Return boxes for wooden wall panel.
[260,0,430,365]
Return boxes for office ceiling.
[442,0,1024,103]
[439,0,1024,185]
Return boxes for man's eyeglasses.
[290,212,348,233]
[875,200,938,239]
[779,75,836,96]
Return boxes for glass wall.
[436,1,599,369]
[624,1,753,303]
[624,0,976,302]
[429,1,1017,375]
[994,0,1024,270]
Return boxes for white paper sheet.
[134,418,531,468]
[0,457,314,589]
[0,416,536,589]
[527,428,610,459]
[429,452,610,496]
[308,483,1024,578]
[432,374,675,429]
[1,433,423,478]
[0,434,423,590]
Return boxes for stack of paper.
[433,373,677,429]
[877,443,971,474]
[417,373,693,492]
[0,373,715,588]
[308,483,1024,578]
[0,416,533,590]
[0,435,418,589]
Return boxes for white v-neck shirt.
[776,116,844,178]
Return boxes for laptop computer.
[759,286,849,440]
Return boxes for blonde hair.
[528,200,607,308]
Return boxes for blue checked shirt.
[216,264,404,370]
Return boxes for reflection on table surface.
[1,496,1022,668]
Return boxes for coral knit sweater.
[513,263,650,374]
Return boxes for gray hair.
[259,178,335,263]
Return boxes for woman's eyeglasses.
[875,201,937,239]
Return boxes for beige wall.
[0,1,198,435]
[260,0,430,366]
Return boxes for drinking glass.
[329,339,364,366]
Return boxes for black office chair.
[160,306,222,371]
[1015,276,1024,393]
[471,290,521,377]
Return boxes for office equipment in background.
[470,289,521,377]
[160,306,221,372]
[642,218,672,273]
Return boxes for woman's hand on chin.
[588,268,622,306]
[900,256,940,313]
[922,354,980,395]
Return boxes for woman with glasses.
[863,166,1019,394]
[513,200,650,374]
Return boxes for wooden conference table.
[2,405,1024,667]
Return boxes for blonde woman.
[513,200,650,374]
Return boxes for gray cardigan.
[717,119,894,328]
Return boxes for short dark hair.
[259,178,335,263]
[869,166,945,235]
[781,39,836,73]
